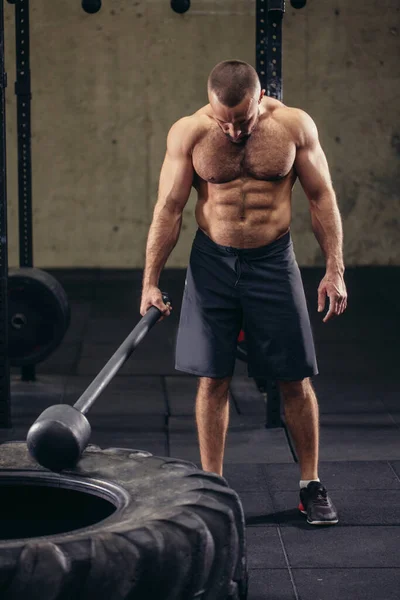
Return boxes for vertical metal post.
[0,0,12,427]
[256,0,285,100]
[256,0,268,92]
[256,1,285,427]
[16,0,33,269]
[14,0,35,381]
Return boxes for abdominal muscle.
[194,176,293,249]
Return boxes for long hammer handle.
[74,293,170,416]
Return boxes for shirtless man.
[140,60,347,526]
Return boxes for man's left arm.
[291,109,347,323]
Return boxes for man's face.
[210,91,262,144]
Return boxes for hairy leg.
[195,376,231,476]
[278,377,320,481]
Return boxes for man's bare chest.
[192,121,296,184]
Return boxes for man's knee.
[277,377,313,401]
[197,375,231,395]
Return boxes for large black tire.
[0,442,248,600]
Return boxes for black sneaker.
[299,481,339,525]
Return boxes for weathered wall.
[4,0,400,268]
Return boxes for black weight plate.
[8,268,70,367]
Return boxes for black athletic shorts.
[175,227,318,381]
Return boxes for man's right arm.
[142,117,195,290]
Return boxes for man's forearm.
[142,207,183,289]
[309,190,345,274]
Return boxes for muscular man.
[140,60,347,526]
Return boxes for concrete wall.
[4,0,400,268]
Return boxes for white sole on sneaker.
[300,507,338,524]
[307,519,339,525]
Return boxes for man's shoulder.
[168,108,210,152]
[269,102,317,145]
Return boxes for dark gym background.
[3,1,400,600]
[4,1,399,268]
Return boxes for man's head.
[207,60,265,143]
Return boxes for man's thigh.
[175,243,242,378]
[241,250,318,381]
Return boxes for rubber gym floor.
[4,265,400,600]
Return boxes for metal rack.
[256,0,285,427]
[0,0,11,427]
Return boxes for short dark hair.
[207,60,260,108]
